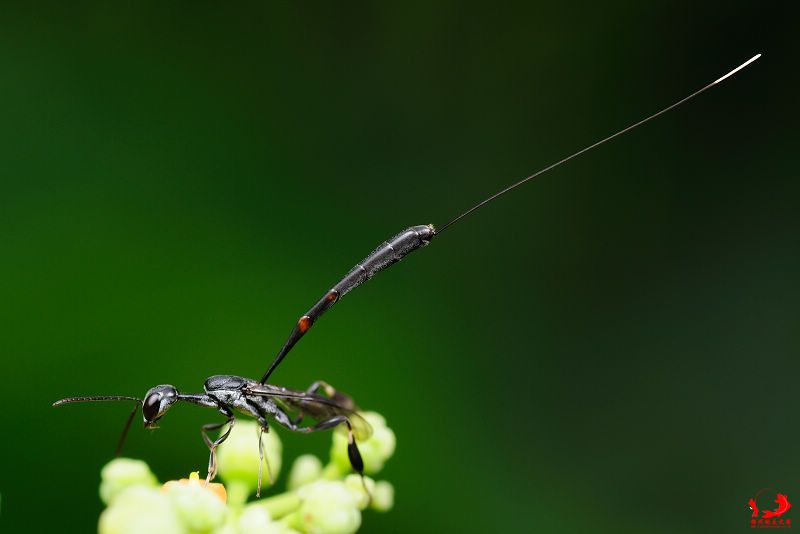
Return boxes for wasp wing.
[340,410,373,442]
[243,385,373,441]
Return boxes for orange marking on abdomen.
[326,290,339,303]
[298,315,312,333]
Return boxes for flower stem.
[251,491,302,519]
[226,481,251,510]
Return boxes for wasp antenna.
[52,395,143,455]
[53,395,142,407]
[115,402,142,456]
[435,54,762,234]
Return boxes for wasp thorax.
[142,385,179,427]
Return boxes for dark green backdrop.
[1,2,796,532]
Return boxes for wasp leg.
[289,381,337,426]
[255,423,274,497]
[305,380,333,396]
[257,425,265,496]
[273,411,367,494]
[305,380,356,409]
[201,415,235,485]
[242,400,273,497]
[273,409,371,502]
[289,381,350,426]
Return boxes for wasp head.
[142,385,179,428]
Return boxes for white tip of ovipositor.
[713,54,761,85]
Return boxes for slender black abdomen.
[260,224,434,383]
[335,225,434,296]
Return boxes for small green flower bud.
[287,454,323,491]
[369,481,394,512]
[99,486,185,534]
[289,480,361,534]
[217,420,282,495]
[238,505,273,533]
[163,475,227,533]
[330,412,396,475]
[99,458,159,506]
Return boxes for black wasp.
[54,55,760,496]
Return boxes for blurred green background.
[1,2,796,532]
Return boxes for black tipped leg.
[270,409,372,502]
[347,438,364,474]
[347,431,372,505]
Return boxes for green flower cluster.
[98,411,396,534]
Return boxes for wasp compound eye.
[142,392,161,422]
